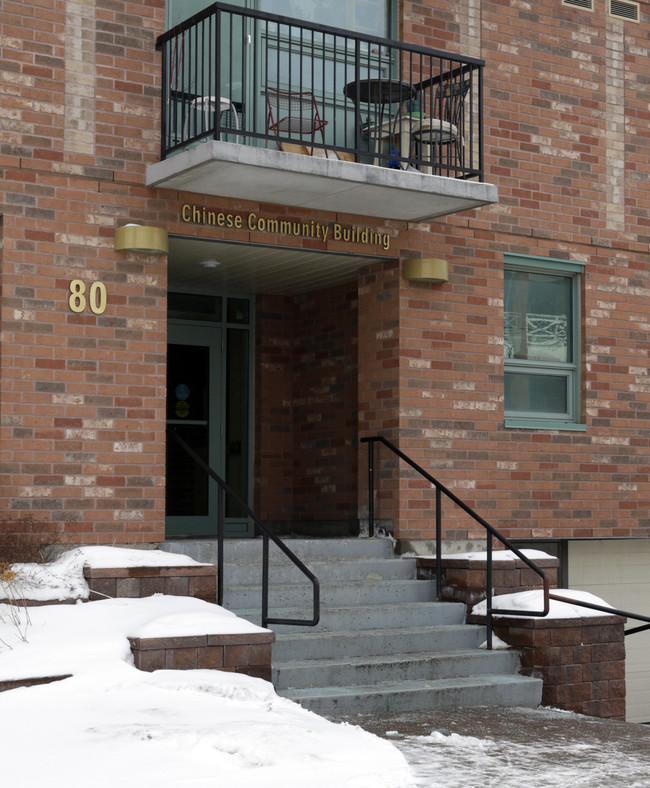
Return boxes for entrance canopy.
[168,236,392,295]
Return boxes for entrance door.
[166,309,252,537]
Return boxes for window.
[504,254,584,430]
[167,0,395,37]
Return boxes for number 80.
[68,280,107,315]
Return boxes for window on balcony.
[504,255,585,430]
[167,0,395,37]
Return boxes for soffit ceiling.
[167,236,392,295]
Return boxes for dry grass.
[0,516,66,565]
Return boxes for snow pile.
[443,549,554,562]
[0,595,269,681]
[74,545,209,568]
[472,588,616,619]
[0,545,207,603]
[0,550,416,787]
[0,664,414,788]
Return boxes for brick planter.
[129,630,275,682]
[417,555,559,611]
[468,612,626,720]
[84,564,217,603]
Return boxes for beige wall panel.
[568,540,650,724]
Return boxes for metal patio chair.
[183,96,240,144]
[266,87,329,156]
[412,77,471,174]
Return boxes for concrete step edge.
[226,578,434,591]
[274,623,483,639]
[280,673,542,700]
[272,648,516,669]
[229,601,465,617]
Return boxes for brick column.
[357,261,401,535]
[468,612,626,720]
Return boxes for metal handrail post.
[217,484,225,606]
[160,42,169,159]
[435,486,442,600]
[262,532,270,629]
[367,437,375,538]
[486,537,493,650]
[214,7,221,140]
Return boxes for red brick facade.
[0,0,649,546]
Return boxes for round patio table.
[343,78,418,168]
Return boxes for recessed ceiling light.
[199,259,221,269]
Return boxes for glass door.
[166,310,252,538]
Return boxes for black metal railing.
[547,592,650,637]
[363,435,650,647]
[156,2,484,179]
[362,436,549,649]
[167,427,319,629]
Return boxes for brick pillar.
[357,260,401,535]
[468,612,627,720]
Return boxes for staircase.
[163,537,542,717]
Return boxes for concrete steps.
[273,648,522,690]
[281,674,543,717]
[162,537,542,717]
[234,601,466,632]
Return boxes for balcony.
[147,3,497,222]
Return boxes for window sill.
[504,419,587,432]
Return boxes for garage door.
[568,539,650,724]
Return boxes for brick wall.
[255,283,359,533]
[0,0,649,547]
[361,0,650,543]
[0,0,168,544]
[255,294,297,526]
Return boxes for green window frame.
[504,254,585,431]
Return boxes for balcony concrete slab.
[146,141,497,222]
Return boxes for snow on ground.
[1,547,645,787]
[0,664,415,788]
[388,722,650,788]
[0,548,416,788]
[352,706,650,788]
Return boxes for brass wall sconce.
[114,224,168,255]
[402,257,449,283]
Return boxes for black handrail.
[363,435,650,645]
[548,592,650,636]
[167,427,320,629]
[362,435,549,648]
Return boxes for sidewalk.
[345,706,650,787]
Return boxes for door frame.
[166,296,254,538]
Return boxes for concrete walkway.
[343,707,650,787]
